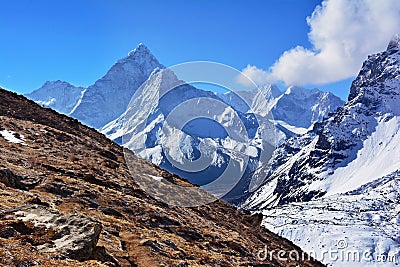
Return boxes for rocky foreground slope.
[0,88,324,267]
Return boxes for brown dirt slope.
[0,88,325,267]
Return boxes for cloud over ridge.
[238,0,400,86]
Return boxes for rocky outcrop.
[2,204,102,261]
[0,169,40,190]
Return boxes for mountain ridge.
[241,35,400,267]
[26,43,344,133]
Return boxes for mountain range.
[27,43,163,129]
[242,35,400,208]
[26,44,344,202]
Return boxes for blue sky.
[1,0,399,100]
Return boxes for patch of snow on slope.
[0,130,25,144]
[274,120,309,135]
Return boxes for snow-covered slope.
[70,43,163,128]
[261,170,400,267]
[26,80,84,115]
[242,36,400,209]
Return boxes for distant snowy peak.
[26,43,163,128]
[42,80,75,88]
[265,83,283,98]
[216,84,282,114]
[69,43,164,129]
[283,85,316,96]
[116,43,164,75]
[26,80,84,115]
[218,84,344,130]
[127,43,151,57]
[249,84,283,116]
[272,86,344,129]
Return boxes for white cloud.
[235,65,271,86]
[238,0,400,86]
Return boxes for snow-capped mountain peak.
[217,84,343,131]
[67,43,163,129]
[42,80,71,87]
[348,35,400,105]
[27,43,163,129]
[26,80,84,115]
[118,42,161,71]
[272,86,344,129]
[127,42,150,56]
[216,84,282,115]
[284,85,316,96]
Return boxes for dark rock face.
[0,169,40,190]
[101,207,123,218]
[348,35,400,102]
[0,225,19,238]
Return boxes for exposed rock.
[0,169,40,190]
[176,227,204,242]
[4,205,102,261]
[102,207,123,218]
[244,212,263,230]
[43,181,77,198]
[140,239,163,252]
[0,225,19,238]
[25,196,50,207]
